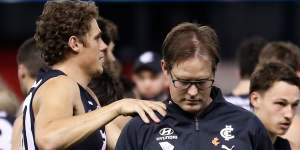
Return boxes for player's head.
[161,22,219,114]
[35,0,107,76]
[17,37,47,94]
[259,41,300,73]
[250,62,300,137]
[97,17,121,78]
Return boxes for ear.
[161,59,169,77]
[18,64,28,80]
[132,74,138,82]
[68,36,82,53]
[297,70,300,78]
[250,91,262,109]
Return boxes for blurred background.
[0,0,299,113]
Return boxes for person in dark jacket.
[250,62,300,150]
[116,22,274,150]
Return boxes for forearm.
[36,103,120,149]
[105,121,121,150]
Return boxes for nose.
[284,105,295,120]
[99,39,108,52]
[187,84,199,96]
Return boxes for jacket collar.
[165,86,226,120]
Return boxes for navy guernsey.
[116,87,274,150]
[22,69,106,150]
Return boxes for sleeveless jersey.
[22,69,106,150]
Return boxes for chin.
[182,105,202,114]
[92,68,103,78]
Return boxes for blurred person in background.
[88,17,131,145]
[225,36,267,111]
[0,77,19,150]
[132,51,167,101]
[89,17,124,106]
[250,62,300,150]
[12,37,48,150]
[258,41,300,149]
[16,37,47,96]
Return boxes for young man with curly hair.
[21,1,166,150]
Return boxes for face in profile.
[162,55,214,114]
[133,70,165,100]
[81,19,107,77]
[251,81,300,137]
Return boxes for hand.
[113,98,166,123]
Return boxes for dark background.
[0,1,300,99]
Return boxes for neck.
[232,79,250,96]
[268,132,277,144]
[52,61,91,88]
[25,78,35,94]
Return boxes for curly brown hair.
[35,0,99,66]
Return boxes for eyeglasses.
[170,72,214,90]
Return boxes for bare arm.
[34,77,166,150]
[11,115,22,150]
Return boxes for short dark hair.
[35,0,98,66]
[250,62,300,95]
[162,22,220,74]
[259,41,300,72]
[236,36,267,79]
[17,37,47,78]
[97,17,118,45]
[89,72,124,106]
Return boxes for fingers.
[135,106,150,123]
[139,103,160,123]
[148,102,167,117]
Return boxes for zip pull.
[194,116,199,131]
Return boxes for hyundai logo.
[159,128,174,136]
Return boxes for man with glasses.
[116,22,273,150]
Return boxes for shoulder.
[289,140,299,150]
[34,76,80,106]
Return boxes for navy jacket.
[116,87,274,150]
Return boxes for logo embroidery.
[159,141,174,150]
[156,128,178,141]
[211,137,220,146]
[88,101,94,106]
[220,125,235,141]
[221,145,235,150]
[159,128,174,136]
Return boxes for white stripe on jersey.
[224,96,252,112]
[22,79,43,150]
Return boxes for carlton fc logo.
[159,128,174,136]
[220,125,235,141]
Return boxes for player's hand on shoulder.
[113,99,166,123]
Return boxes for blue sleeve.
[116,117,142,150]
